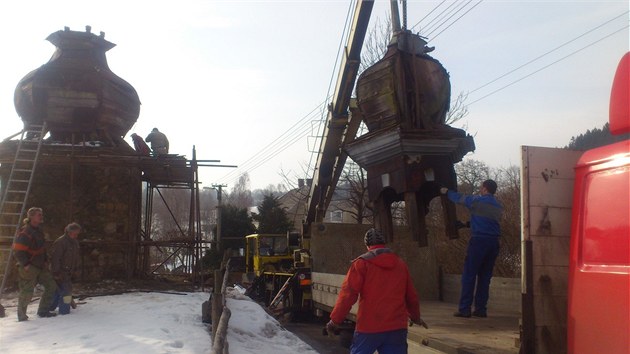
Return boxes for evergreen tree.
[217,204,256,250]
[566,122,630,150]
[253,194,293,234]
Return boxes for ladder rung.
[13,169,33,172]
[6,190,26,194]
[9,179,30,183]
[1,212,22,216]
[14,159,35,162]
[18,148,38,152]
[0,225,18,228]
[3,201,23,204]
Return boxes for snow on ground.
[0,286,317,354]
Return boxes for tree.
[454,159,491,194]
[445,92,469,126]
[360,16,392,72]
[335,161,373,224]
[566,122,630,150]
[493,164,521,276]
[253,194,293,234]
[225,173,253,209]
[217,204,256,251]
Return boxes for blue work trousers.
[351,329,408,354]
[459,237,500,314]
[49,278,73,315]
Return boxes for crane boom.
[304,0,374,232]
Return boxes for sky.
[0,1,627,191]
[0,287,317,353]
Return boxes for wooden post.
[440,194,459,239]
[211,269,223,340]
[210,307,231,354]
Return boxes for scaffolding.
[139,148,204,284]
[0,137,233,290]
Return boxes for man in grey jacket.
[50,223,81,315]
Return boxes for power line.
[410,0,447,32]
[424,0,473,37]
[468,11,629,95]
[303,0,358,183]
[218,1,357,187]
[218,102,324,184]
[468,25,628,106]
[427,0,484,41]
[417,0,462,35]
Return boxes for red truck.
[567,52,629,353]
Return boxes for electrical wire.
[468,11,629,95]
[218,101,325,185]
[410,0,447,32]
[219,3,624,188]
[217,0,356,187]
[414,1,464,32]
[426,0,483,41]
[467,25,629,106]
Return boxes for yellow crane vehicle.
[243,232,312,319]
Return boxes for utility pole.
[212,184,227,252]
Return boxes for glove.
[440,187,448,195]
[325,320,338,335]
[410,317,429,329]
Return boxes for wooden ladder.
[0,124,46,316]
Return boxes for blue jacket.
[446,191,502,238]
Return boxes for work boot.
[71,299,77,309]
[472,310,487,318]
[453,311,471,318]
[37,311,57,318]
[17,304,28,322]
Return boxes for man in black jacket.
[50,223,81,315]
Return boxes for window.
[330,210,343,223]
[580,166,630,267]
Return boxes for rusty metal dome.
[14,26,141,142]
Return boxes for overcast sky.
[0,1,627,191]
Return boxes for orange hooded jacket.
[330,245,421,333]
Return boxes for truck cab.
[567,52,629,354]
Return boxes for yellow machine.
[244,233,312,319]
[245,234,294,276]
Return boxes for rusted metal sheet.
[357,33,451,131]
[14,26,140,142]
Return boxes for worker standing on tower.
[145,128,169,155]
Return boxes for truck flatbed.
[409,300,520,353]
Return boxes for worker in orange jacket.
[13,207,58,321]
[327,228,427,354]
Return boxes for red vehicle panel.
[567,53,630,354]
